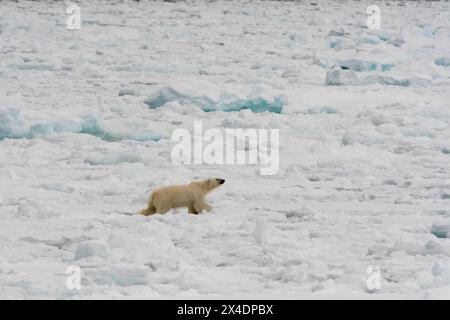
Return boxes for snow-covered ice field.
[1,0,450,299]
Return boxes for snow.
[1,0,450,299]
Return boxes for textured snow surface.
[0,0,450,299]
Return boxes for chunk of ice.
[144,86,285,113]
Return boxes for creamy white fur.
[140,178,224,215]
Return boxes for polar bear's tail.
[140,193,157,216]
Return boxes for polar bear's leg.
[140,195,157,216]
[193,200,212,214]
[188,204,199,215]
[192,201,204,214]
[140,206,156,216]
[154,201,170,214]
[152,193,171,214]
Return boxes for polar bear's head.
[194,178,225,193]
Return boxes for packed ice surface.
[1,0,450,299]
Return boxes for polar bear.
[140,178,225,216]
